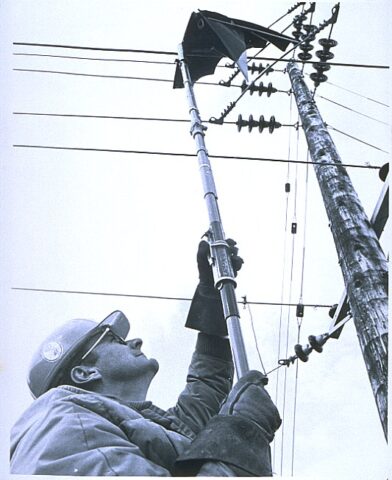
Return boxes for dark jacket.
[10,333,234,476]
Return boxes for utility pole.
[287,61,388,439]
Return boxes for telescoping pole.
[177,43,249,378]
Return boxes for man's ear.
[70,365,102,385]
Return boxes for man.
[10,240,281,476]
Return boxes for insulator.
[249,62,273,75]
[298,52,313,61]
[319,38,338,48]
[308,334,329,353]
[310,72,328,86]
[312,62,331,72]
[302,24,318,41]
[236,114,282,134]
[299,43,314,52]
[296,303,304,318]
[285,182,291,193]
[258,115,266,133]
[292,30,302,40]
[248,114,259,132]
[268,115,281,133]
[291,222,297,234]
[241,81,277,97]
[294,343,312,362]
[236,114,244,132]
[315,50,334,61]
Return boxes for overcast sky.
[1,1,390,479]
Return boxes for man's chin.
[148,358,159,374]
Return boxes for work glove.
[219,370,281,439]
[185,238,244,337]
[175,371,281,477]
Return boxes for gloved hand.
[219,370,281,440]
[197,238,244,288]
[174,371,281,477]
[185,237,244,337]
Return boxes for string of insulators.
[249,62,275,75]
[278,332,329,365]
[297,24,318,61]
[310,38,338,86]
[292,13,308,40]
[225,61,276,76]
[240,80,277,97]
[291,3,315,39]
[236,114,282,133]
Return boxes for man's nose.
[128,338,143,350]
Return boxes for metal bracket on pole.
[177,44,249,378]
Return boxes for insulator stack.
[310,38,338,87]
[292,13,307,40]
[279,333,329,365]
[241,80,277,97]
[248,62,274,75]
[298,24,317,61]
[236,114,282,133]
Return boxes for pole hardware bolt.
[236,114,282,133]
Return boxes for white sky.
[0,1,390,479]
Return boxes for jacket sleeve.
[166,333,234,435]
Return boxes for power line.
[327,125,389,154]
[13,42,390,69]
[14,111,190,123]
[13,144,381,169]
[13,52,176,65]
[12,286,332,308]
[313,76,390,107]
[14,68,176,83]
[12,111,295,128]
[317,95,389,125]
[14,42,177,55]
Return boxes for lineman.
[10,240,281,476]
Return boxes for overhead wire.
[12,144,382,169]
[327,125,389,154]
[291,149,311,476]
[279,119,301,476]
[13,42,390,69]
[13,52,176,65]
[316,95,389,125]
[242,299,267,375]
[12,111,295,127]
[273,90,295,471]
[305,74,390,107]
[11,287,331,308]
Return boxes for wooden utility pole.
[287,61,388,439]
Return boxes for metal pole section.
[177,44,249,378]
[287,61,388,440]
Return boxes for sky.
[0,1,390,479]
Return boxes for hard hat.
[27,311,130,398]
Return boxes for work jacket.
[10,333,234,476]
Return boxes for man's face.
[85,331,159,382]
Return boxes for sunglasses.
[81,326,127,361]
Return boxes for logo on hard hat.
[42,341,64,362]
